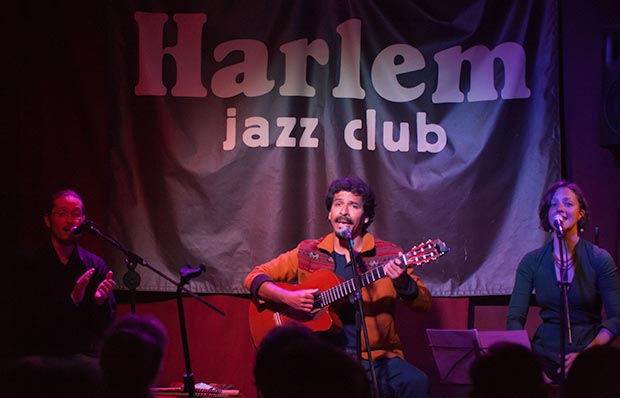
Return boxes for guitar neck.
[315,268,383,308]
[316,246,438,308]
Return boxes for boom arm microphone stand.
[80,220,225,398]
[345,236,380,398]
[79,220,225,316]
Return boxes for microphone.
[335,226,352,240]
[553,214,564,236]
[71,220,93,235]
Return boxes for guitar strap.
[297,235,403,274]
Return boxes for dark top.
[507,239,620,364]
[9,241,116,357]
[331,251,418,356]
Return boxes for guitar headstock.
[404,239,449,267]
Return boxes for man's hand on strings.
[284,288,319,313]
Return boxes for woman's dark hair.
[325,176,376,232]
[538,180,589,232]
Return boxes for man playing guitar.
[244,176,439,398]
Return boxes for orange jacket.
[244,232,432,360]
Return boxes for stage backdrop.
[103,0,560,296]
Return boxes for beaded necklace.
[553,253,575,284]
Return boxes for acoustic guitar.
[248,239,448,346]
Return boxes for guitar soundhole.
[313,295,323,310]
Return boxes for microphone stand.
[556,228,572,397]
[177,264,207,398]
[81,221,225,317]
[81,221,226,398]
[345,237,380,398]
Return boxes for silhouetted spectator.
[254,324,371,398]
[2,354,102,398]
[565,345,620,398]
[469,342,547,398]
[99,314,168,398]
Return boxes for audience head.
[566,345,620,398]
[469,342,547,398]
[4,355,102,398]
[254,324,371,398]
[99,314,168,397]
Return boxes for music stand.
[426,329,480,384]
[477,330,531,351]
[426,329,531,385]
